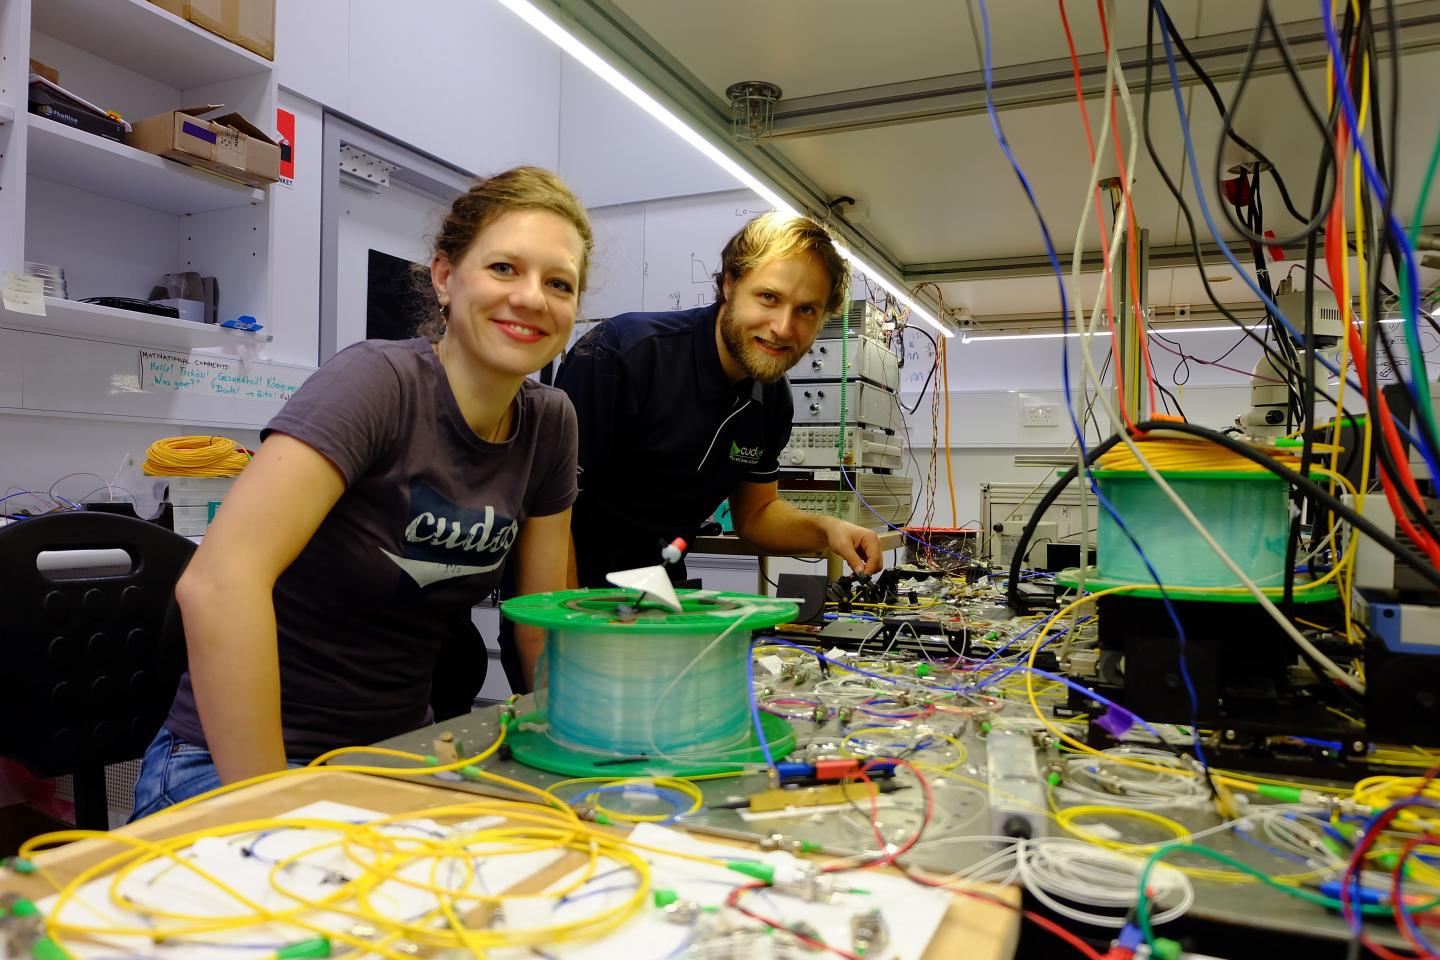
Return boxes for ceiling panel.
[772,81,1193,264]
[610,0,1204,101]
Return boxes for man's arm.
[728,481,883,575]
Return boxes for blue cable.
[1153,1,1440,479]
[974,0,1210,776]
[748,639,777,770]
[757,637,902,686]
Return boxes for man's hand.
[821,517,884,575]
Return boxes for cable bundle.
[143,436,252,477]
[1096,438,1302,475]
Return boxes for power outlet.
[1021,403,1060,427]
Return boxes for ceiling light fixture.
[493,0,951,338]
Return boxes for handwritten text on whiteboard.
[140,350,303,402]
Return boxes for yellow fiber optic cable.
[144,436,252,477]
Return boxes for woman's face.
[431,209,584,380]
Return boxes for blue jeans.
[130,728,305,821]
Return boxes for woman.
[132,167,590,816]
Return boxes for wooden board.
[1,770,1019,959]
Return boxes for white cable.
[1067,3,1362,694]
[1018,837,1194,929]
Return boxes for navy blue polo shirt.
[556,304,794,586]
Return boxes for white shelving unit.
[0,103,14,126]
[1,298,271,350]
[27,116,265,215]
[28,0,271,89]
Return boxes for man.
[557,211,884,590]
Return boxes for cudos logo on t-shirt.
[382,480,518,587]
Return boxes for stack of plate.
[23,261,67,299]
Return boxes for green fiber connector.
[914,664,932,678]
[1375,851,1415,877]
[460,765,481,782]
[11,898,38,917]
[1046,771,1062,787]
[980,721,992,734]
[8,857,36,875]
[1256,784,1303,804]
[1334,821,1359,842]
[726,860,776,884]
[423,755,439,766]
[275,937,332,960]
[1151,937,1183,960]
[653,889,678,909]
[1273,437,1303,448]
[32,936,72,960]
[799,840,821,854]
[593,813,613,827]
[983,631,999,642]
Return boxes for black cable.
[1160,12,1310,228]
[1213,3,1337,247]
[901,327,940,416]
[1143,2,1345,416]
[1005,434,1125,612]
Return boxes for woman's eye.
[548,279,575,294]
[490,262,515,275]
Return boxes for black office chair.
[0,512,194,829]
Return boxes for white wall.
[557,57,743,207]
[276,0,562,175]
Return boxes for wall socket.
[1021,403,1060,427]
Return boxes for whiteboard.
[639,189,765,312]
[583,203,645,322]
[140,350,304,402]
[5,330,313,428]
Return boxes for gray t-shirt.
[165,338,577,758]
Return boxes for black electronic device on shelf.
[81,297,181,318]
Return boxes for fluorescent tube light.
[494,0,950,338]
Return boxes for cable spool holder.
[501,588,800,777]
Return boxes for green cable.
[1134,842,1440,949]
[1400,124,1440,448]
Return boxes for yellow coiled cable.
[144,436,252,477]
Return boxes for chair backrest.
[0,512,194,777]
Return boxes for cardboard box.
[28,58,59,85]
[128,104,280,187]
[148,0,275,61]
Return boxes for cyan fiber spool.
[500,588,798,776]
[1092,469,1289,588]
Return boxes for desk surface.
[362,702,1404,950]
[3,770,1019,960]
[693,529,906,557]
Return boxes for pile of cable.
[1058,746,1213,809]
[143,436,252,477]
[1095,437,1303,474]
[1017,837,1194,928]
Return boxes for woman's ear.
[431,252,453,306]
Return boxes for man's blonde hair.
[713,211,849,316]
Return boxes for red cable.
[726,882,864,960]
[1390,834,1440,958]
[1057,0,1133,429]
[1323,102,1440,563]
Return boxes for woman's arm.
[512,508,573,689]
[175,433,346,783]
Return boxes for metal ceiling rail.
[767,0,1440,138]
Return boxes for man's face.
[716,252,831,383]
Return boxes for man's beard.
[718,306,801,383]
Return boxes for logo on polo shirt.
[729,441,763,465]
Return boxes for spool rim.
[502,588,798,633]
